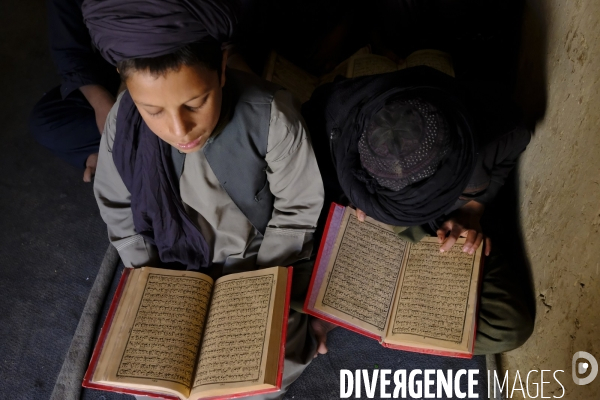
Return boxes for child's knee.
[502,307,534,351]
[475,302,534,355]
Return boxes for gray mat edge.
[50,244,120,400]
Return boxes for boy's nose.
[170,112,190,138]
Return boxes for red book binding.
[83,267,293,400]
[304,203,483,359]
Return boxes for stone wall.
[500,0,600,398]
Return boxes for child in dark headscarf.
[84,0,326,397]
[303,66,534,355]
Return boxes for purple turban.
[82,0,238,65]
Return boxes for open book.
[263,48,454,103]
[304,204,483,358]
[83,266,292,400]
[346,49,455,78]
[262,47,369,103]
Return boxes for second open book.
[263,47,455,103]
[304,204,484,358]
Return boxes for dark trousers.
[29,86,102,169]
[473,251,534,355]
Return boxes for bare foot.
[83,153,98,182]
[310,317,338,357]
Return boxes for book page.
[191,267,287,398]
[263,51,318,103]
[92,268,214,398]
[318,58,350,85]
[312,208,407,336]
[346,54,399,78]
[384,237,481,353]
[264,47,371,102]
[406,49,455,77]
[319,46,371,84]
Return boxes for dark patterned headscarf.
[358,98,452,191]
[82,0,238,65]
[303,66,477,227]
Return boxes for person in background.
[29,0,121,182]
[303,65,534,354]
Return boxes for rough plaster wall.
[500,0,600,398]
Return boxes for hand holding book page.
[305,204,482,358]
[387,240,478,347]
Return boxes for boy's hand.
[356,208,367,222]
[355,203,490,255]
[437,201,491,256]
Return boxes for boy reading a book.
[303,66,535,355]
[83,0,324,397]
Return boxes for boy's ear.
[220,49,228,88]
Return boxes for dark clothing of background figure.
[236,0,374,75]
[237,0,522,84]
[29,0,120,168]
[302,66,531,238]
[303,66,534,354]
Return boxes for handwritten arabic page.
[346,54,400,78]
[345,49,455,79]
[320,46,370,83]
[190,266,288,399]
[406,49,455,77]
[312,207,407,337]
[384,237,481,353]
[304,204,483,357]
[91,267,214,399]
[264,47,371,103]
[263,51,318,103]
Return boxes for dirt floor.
[500,0,600,398]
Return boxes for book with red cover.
[304,203,484,359]
[83,266,292,400]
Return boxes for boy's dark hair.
[117,40,223,80]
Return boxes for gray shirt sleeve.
[94,89,323,269]
[256,90,325,267]
[93,92,159,268]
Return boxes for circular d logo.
[572,351,598,385]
